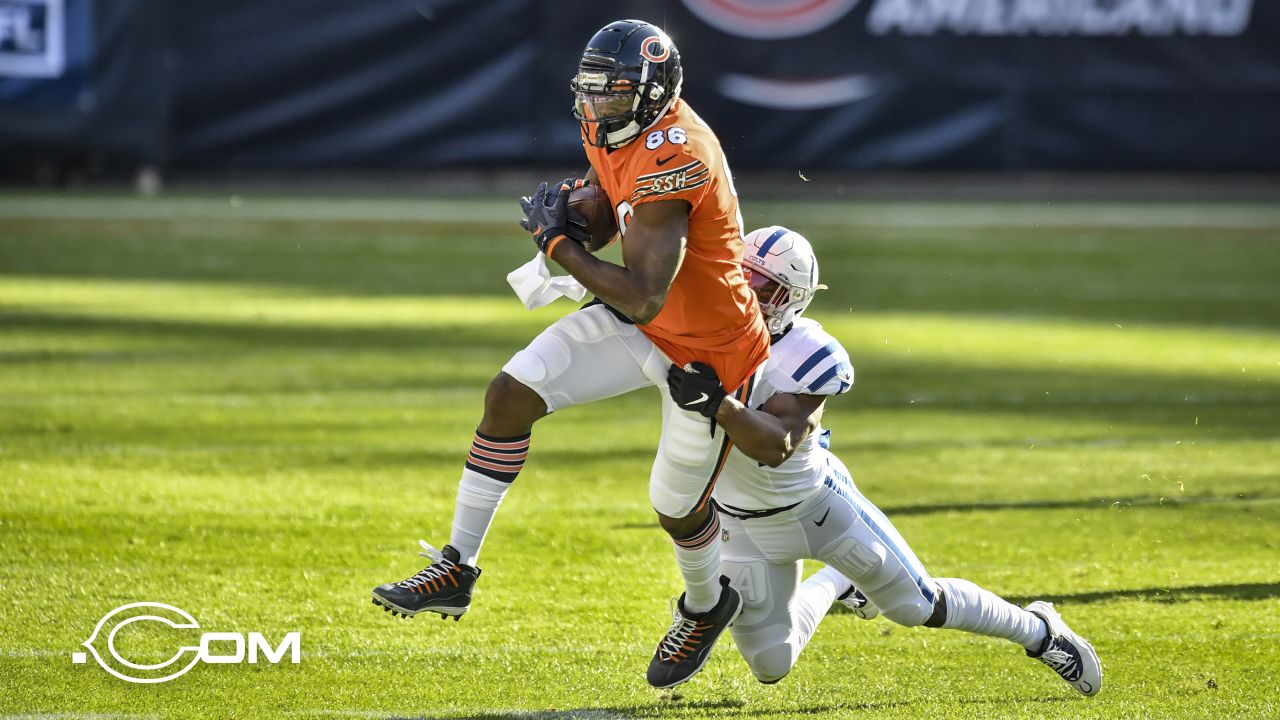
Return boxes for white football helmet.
[742,226,827,334]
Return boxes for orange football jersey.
[581,99,769,393]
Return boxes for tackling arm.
[549,199,688,324]
[715,392,826,468]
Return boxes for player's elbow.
[751,438,794,468]
[764,432,805,467]
[762,455,787,469]
[631,294,667,324]
[765,445,797,468]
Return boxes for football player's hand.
[667,362,727,420]
[519,178,590,253]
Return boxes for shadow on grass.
[1006,582,1280,606]
[386,698,831,719]
[0,309,536,354]
[880,491,1280,516]
[382,692,1070,719]
[0,217,531,299]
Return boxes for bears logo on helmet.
[640,36,670,62]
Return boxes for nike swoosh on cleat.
[814,508,831,526]
[684,393,709,407]
[656,155,677,166]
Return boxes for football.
[567,184,619,252]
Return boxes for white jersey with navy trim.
[714,317,854,513]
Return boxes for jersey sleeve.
[776,326,855,397]
[627,131,714,208]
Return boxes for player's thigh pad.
[721,553,804,683]
[501,304,659,413]
[649,392,728,517]
[649,366,760,517]
[799,472,937,627]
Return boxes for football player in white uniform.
[666,226,1103,696]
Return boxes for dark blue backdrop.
[2,0,1278,172]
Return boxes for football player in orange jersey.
[371,19,768,689]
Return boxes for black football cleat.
[371,541,480,620]
[646,576,743,689]
[836,584,880,620]
[1025,601,1102,696]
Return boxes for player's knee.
[479,372,546,435]
[880,598,934,628]
[649,483,699,520]
[655,504,708,538]
[648,456,710,519]
[747,644,797,684]
[483,372,538,413]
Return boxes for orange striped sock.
[464,431,530,483]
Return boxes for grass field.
[1,192,1278,719]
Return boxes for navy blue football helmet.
[570,20,683,149]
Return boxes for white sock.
[792,566,848,646]
[934,578,1049,651]
[448,469,510,566]
[673,513,723,613]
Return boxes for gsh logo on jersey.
[71,602,301,684]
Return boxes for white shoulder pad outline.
[775,320,854,396]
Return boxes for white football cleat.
[837,585,879,620]
[1025,601,1102,696]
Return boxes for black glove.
[519,178,590,254]
[667,362,728,434]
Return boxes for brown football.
[567,184,619,252]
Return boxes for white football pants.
[720,453,937,682]
[502,303,753,517]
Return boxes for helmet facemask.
[572,71,644,149]
[748,266,816,335]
